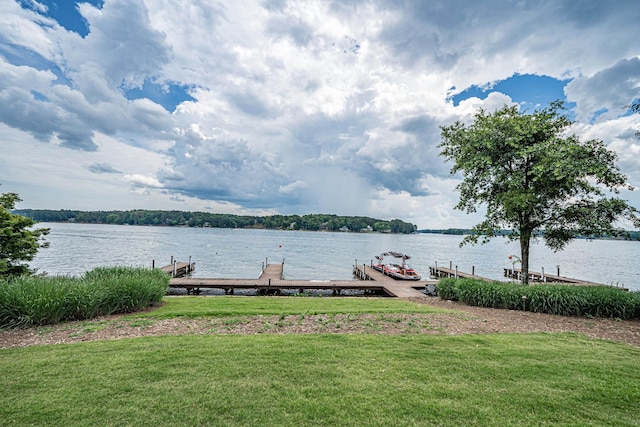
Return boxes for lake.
[30,222,639,291]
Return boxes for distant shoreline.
[13,209,418,234]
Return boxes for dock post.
[472,265,475,276]
[541,267,545,282]
[455,265,458,279]
[173,260,177,277]
[188,256,192,273]
[171,255,174,265]
[152,259,155,269]
[449,261,452,270]
[557,266,560,276]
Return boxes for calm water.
[30,223,640,291]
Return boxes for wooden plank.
[259,264,283,280]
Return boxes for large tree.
[0,191,49,277]
[439,101,640,284]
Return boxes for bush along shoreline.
[0,267,169,328]
[437,278,640,320]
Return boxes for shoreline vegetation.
[2,270,639,425]
[14,209,640,240]
[13,209,418,233]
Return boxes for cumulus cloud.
[565,57,640,122]
[2,0,640,227]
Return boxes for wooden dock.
[155,257,195,278]
[504,268,628,290]
[169,262,436,298]
[428,262,627,291]
[429,265,493,282]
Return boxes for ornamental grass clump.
[438,278,640,320]
[0,267,169,328]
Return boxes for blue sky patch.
[18,0,104,37]
[123,80,197,112]
[451,74,574,112]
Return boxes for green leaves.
[0,191,49,277]
[439,101,639,283]
[0,267,169,328]
[438,278,640,319]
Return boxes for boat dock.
[504,268,628,290]
[428,261,627,291]
[429,264,493,282]
[155,257,195,278]
[169,261,436,298]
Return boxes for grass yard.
[2,297,639,426]
[131,295,451,318]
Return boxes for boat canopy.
[378,251,410,260]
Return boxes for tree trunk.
[520,231,531,285]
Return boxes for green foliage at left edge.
[0,191,49,277]
[0,267,169,328]
[438,278,640,319]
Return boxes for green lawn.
[2,297,639,426]
[130,295,451,318]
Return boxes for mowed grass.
[130,295,451,319]
[2,297,639,426]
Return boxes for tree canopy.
[439,101,640,284]
[0,191,49,277]
[12,209,417,234]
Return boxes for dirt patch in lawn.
[1,297,639,348]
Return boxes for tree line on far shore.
[418,228,640,240]
[13,209,418,234]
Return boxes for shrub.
[437,278,640,320]
[435,278,459,301]
[0,267,169,328]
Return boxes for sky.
[1,0,639,229]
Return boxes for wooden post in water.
[472,265,475,276]
[188,256,192,273]
[170,255,174,265]
[173,260,177,277]
[541,267,545,282]
[449,261,452,270]
[455,265,458,279]
[152,260,155,269]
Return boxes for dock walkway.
[429,266,493,282]
[504,268,627,290]
[170,263,435,298]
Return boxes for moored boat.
[372,251,421,280]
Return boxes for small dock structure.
[504,268,627,290]
[427,260,626,290]
[155,256,195,278]
[429,261,493,282]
